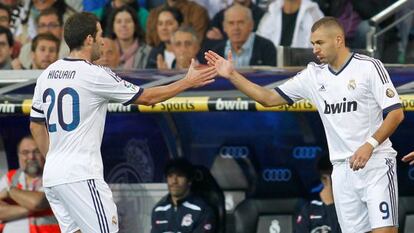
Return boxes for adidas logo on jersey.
[323,98,357,114]
[318,85,326,91]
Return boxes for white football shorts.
[44,179,119,233]
[331,156,398,233]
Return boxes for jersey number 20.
[43,88,80,132]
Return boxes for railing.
[366,0,414,58]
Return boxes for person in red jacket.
[0,135,60,233]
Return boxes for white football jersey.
[277,53,402,161]
[30,58,143,187]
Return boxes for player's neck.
[68,50,92,62]
[330,48,351,71]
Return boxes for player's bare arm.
[350,108,404,171]
[135,59,217,106]
[402,151,414,165]
[29,121,49,157]
[205,50,288,107]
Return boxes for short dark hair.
[311,16,345,35]
[36,7,63,27]
[64,12,99,51]
[0,25,13,47]
[106,5,144,41]
[172,25,199,44]
[164,158,194,180]
[31,33,60,52]
[17,135,34,152]
[158,6,184,26]
[0,3,11,24]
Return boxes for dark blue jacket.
[151,194,216,233]
[294,200,342,233]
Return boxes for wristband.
[367,137,379,148]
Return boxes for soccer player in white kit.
[29,12,217,233]
[205,17,404,233]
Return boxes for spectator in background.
[146,0,209,47]
[95,37,121,69]
[257,0,324,48]
[0,135,60,233]
[0,25,13,69]
[13,0,75,45]
[29,33,59,69]
[0,2,10,28]
[206,0,265,42]
[146,6,182,69]
[88,0,148,34]
[151,158,216,233]
[212,4,276,67]
[15,8,69,69]
[171,25,201,69]
[0,2,20,58]
[107,5,151,69]
[193,0,232,19]
[294,155,341,233]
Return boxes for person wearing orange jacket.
[0,135,60,233]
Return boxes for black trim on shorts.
[385,158,398,226]
[87,180,109,233]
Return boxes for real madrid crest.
[386,88,395,98]
[348,79,356,90]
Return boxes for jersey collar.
[328,52,354,76]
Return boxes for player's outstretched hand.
[184,59,217,88]
[402,151,414,165]
[204,50,235,78]
[349,143,374,171]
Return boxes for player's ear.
[336,35,343,48]
[85,34,94,46]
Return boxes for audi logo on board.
[292,146,321,159]
[409,167,414,181]
[262,168,292,182]
[219,146,249,159]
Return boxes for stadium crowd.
[0,0,412,71]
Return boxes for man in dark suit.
[212,4,276,67]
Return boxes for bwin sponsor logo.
[0,102,15,113]
[107,103,131,112]
[323,98,357,114]
[215,98,248,111]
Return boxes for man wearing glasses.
[14,7,69,69]
[0,136,60,233]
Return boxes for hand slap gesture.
[204,50,235,78]
[184,59,217,88]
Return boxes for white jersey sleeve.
[87,67,143,105]
[368,59,402,113]
[275,67,312,104]
[30,78,46,122]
